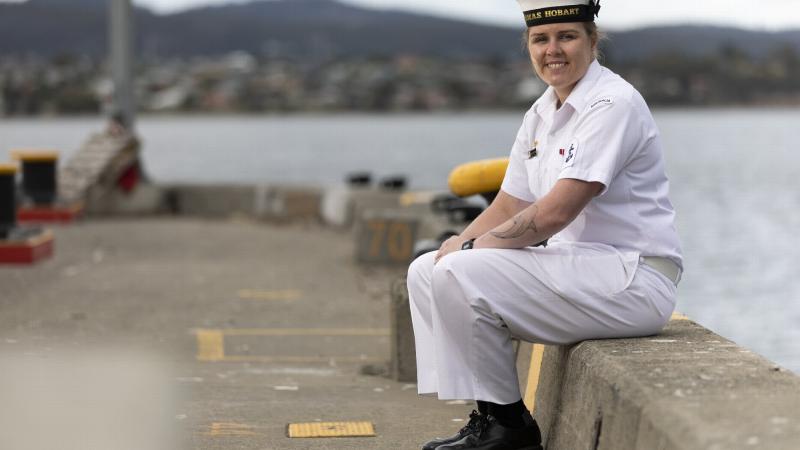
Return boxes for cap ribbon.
[522,0,601,27]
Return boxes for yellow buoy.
[448,157,509,197]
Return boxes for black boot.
[434,414,542,450]
[421,410,485,450]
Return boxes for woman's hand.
[435,235,468,263]
[429,191,530,264]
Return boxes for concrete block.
[257,185,322,222]
[354,209,420,265]
[350,190,404,227]
[320,188,406,229]
[162,184,255,217]
[87,183,322,220]
[390,275,417,382]
[85,182,164,216]
[320,186,367,227]
[533,320,800,450]
[533,345,569,445]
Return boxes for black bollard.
[0,164,17,239]
[379,175,407,191]
[347,172,372,187]
[19,152,58,206]
[430,194,461,213]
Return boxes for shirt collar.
[533,59,603,118]
[563,59,603,112]
[533,86,558,121]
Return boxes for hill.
[0,0,798,61]
[606,25,800,63]
[0,0,521,60]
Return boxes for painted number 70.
[367,220,414,262]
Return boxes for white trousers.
[407,242,676,404]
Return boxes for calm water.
[1,109,799,373]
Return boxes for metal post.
[109,0,135,129]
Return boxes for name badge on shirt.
[590,97,613,109]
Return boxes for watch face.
[461,239,474,250]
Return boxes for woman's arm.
[461,191,532,240]
[474,178,603,249]
[434,190,531,262]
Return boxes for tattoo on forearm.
[490,206,539,240]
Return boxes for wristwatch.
[461,238,476,250]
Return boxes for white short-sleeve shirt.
[501,60,683,268]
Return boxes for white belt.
[641,256,682,286]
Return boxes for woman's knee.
[431,250,483,282]
[407,251,436,291]
[430,252,472,301]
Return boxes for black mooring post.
[19,153,58,206]
[0,165,17,239]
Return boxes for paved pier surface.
[0,218,472,449]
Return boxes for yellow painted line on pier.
[196,329,225,362]
[223,355,384,364]
[193,328,389,363]
[287,421,375,438]
[219,328,390,337]
[204,422,257,437]
[670,312,690,321]
[237,289,302,301]
[523,343,546,413]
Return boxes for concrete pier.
[0,218,473,449]
[2,199,799,448]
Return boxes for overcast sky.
[4,0,796,31]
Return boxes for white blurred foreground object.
[0,349,181,450]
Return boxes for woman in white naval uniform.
[408,1,683,449]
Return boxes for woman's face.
[527,22,596,102]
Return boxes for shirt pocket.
[535,150,564,196]
[543,155,561,193]
[543,138,574,191]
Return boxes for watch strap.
[461,238,476,250]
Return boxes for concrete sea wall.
[531,318,800,450]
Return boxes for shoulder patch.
[589,97,613,109]
[563,138,579,169]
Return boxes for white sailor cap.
[517,0,601,27]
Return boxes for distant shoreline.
[2,104,800,121]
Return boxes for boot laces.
[475,414,493,438]
[458,410,484,435]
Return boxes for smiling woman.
[407,1,685,449]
